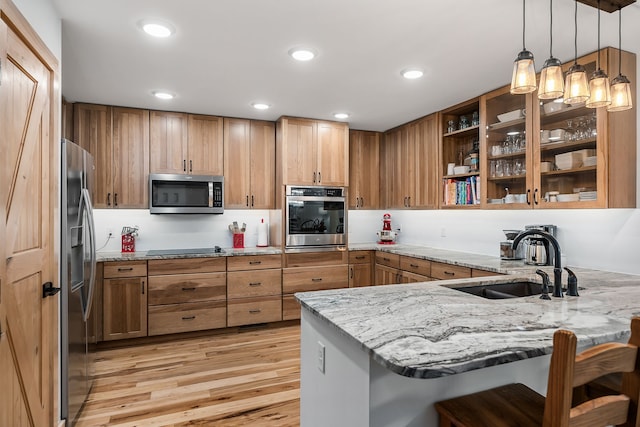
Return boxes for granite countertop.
[297,244,640,379]
[96,246,282,262]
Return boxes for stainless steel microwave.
[149,173,224,214]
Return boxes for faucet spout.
[513,229,563,298]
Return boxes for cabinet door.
[73,103,113,208]
[188,114,223,175]
[412,114,439,209]
[250,120,276,209]
[282,118,316,185]
[103,277,147,341]
[374,264,401,286]
[317,121,348,186]
[349,130,380,209]
[112,107,149,208]
[223,118,251,208]
[149,111,188,174]
[350,263,373,287]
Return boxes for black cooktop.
[146,246,223,256]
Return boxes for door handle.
[249,261,262,265]
[318,172,321,183]
[313,172,316,183]
[311,278,323,282]
[249,282,262,287]
[141,280,145,294]
[251,195,254,207]
[107,192,111,206]
[183,159,186,172]
[189,160,193,173]
[355,197,359,208]
[350,267,354,279]
[246,195,249,207]
[534,189,540,205]
[181,287,196,291]
[114,193,118,207]
[526,189,531,205]
[42,282,61,299]
[360,197,364,208]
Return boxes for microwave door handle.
[209,182,214,207]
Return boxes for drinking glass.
[495,160,504,177]
[503,160,512,176]
[565,119,575,141]
[514,159,523,175]
[490,160,497,177]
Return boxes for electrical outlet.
[107,228,115,238]
[396,224,402,233]
[317,341,325,374]
[441,227,447,237]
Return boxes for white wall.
[12,0,61,60]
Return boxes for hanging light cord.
[522,0,526,49]
[549,0,554,57]
[573,0,578,65]
[597,0,601,70]
[618,6,622,75]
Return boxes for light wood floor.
[76,323,301,426]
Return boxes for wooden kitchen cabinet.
[349,250,374,287]
[374,263,401,286]
[102,261,148,341]
[276,116,349,186]
[375,253,434,285]
[74,104,149,208]
[224,118,276,209]
[349,130,380,209]
[227,255,282,327]
[147,258,227,336]
[430,261,471,280]
[382,114,439,209]
[150,111,223,175]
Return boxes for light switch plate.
[317,341,325,373]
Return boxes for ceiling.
[52,0,640,132]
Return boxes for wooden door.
[374,264,401,286]
[112,107,149,208]
[223,118,251,208]
[74,103,112,208]
[250,120,276,209]
[349,263,373,287]
[283,118,316,185]
[317,121,348,186]
[349,130,380,209]
[0,12,57,426]
[149,111,188,174]
[103,277,148,341]
[412,114,439,209]
[188,114,223,175]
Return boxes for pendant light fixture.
[538,0,564,99]
[586,0,611,108]
[608,6,633,112]
[564,0,590,104]
[510,0,536,94]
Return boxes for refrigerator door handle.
[81,188,97,322]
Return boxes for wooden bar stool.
[435,316,640,427]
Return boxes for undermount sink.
[451,281,543,299]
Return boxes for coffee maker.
[500,230,525,260]
[523,224,557,266]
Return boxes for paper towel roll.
[257,220,268,247]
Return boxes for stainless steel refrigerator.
[61,138,97,426]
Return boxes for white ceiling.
[52,0,640,132]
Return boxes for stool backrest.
[543,317,640,427]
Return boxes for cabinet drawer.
[148,257,226,275]
[285,251,347,267]
[227,269,281,298]
[227,296,282,327]
[349,250,372,264]
[282,265,349,293]
[400,256,431,277]
[472,268,502,278]
[430,262,471,280]
[148,301,226,336]
[282,295,301,321]
[401,271,434,284]
[375,252,400,269]
[148,272,226,305]
[227,254,282,271]
[104,261,147,278]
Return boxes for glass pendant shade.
[608,74,633,111]
[511,50,536,94]
[563,64,590,104]
[538,57,564,99]
[586,69,611,108]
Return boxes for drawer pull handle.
[182,287,196,291]
[249,261,262,265]
[311,278,323,282]
[182,316,196,321]
[249,309,261,314]
[444,271,455,276]
[355,256,365,260]
[383,257,390,262]
[249,282,262,287]
[118,267,133,271]
[410,263,419,268]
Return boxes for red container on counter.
[121,233,135,253]
[233,233,244,249]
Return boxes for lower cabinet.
[102,261,148,341]
[282,251,349,320]
[147,258,227,336]
[349,250,374,287]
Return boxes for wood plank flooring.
[76,323,301,426]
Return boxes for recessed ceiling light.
[139,20,175,38]
[252,102,271,110]
[401,68,424,79]
[288,47,317,61]
[333,113,350,120]
[152,91,175,100]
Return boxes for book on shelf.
[442,176,480,206]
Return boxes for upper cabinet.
[223,118,276,209]
[74,104,149,208]
[382,113,439,209]
[480,47,636,209]
[276,117,349,187]
[349,130,381,209]
[149,111,223,175]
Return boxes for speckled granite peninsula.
[296,244,640,427]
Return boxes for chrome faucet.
[513,230,563,298]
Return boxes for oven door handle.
[286,196,346,203]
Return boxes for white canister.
[257,219,269,247]
[447,163,455,175]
